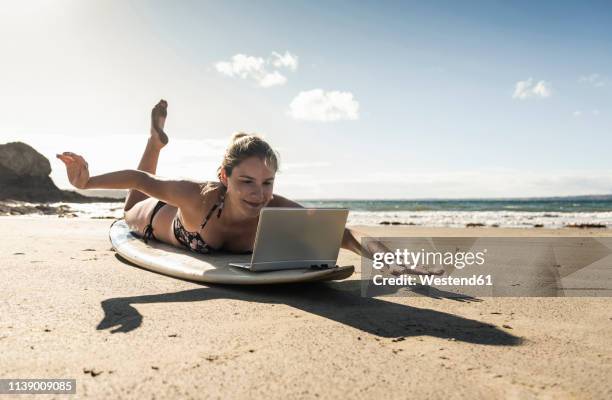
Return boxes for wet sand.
[1,217,611,399]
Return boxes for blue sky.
[0,0,611,198]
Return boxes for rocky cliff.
[0,141,116,203]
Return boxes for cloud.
[259,71,287,87]
[288,89,359,122]
[578,73,607,87]
[214,51,298,87]
[573,109,600,118]
[512,78,552,99]
[271,51,298,71]
[215,54,265,79]
[532,81,551,97]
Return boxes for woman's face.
[223,156,276,218]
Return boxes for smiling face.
[220,156,276,219]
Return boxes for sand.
[1,217,611,399]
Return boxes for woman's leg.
[123,138,162,211]
[123,100,168,212]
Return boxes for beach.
[1,216,611,399]
[2,0,612,398]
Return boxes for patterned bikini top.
[173,193,225,254]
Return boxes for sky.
[0,0,611,199]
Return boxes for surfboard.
[109,219,354,285]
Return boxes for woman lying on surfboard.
[57,100,442,276]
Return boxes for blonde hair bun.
[200,131,279,197]
[231,132,252,143]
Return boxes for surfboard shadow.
[98,274,521,347]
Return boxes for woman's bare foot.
[150,99,168,148]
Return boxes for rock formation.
[0,141,115,202]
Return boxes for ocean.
[299,199,612,228]
[45,197,612,228]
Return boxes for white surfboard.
[109,219,354,285]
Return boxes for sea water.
[49,198,612,228]
[300,199,612,228]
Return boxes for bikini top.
[173,193,225,254]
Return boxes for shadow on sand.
[97,255,522,346]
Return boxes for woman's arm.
[342,227,443,276]
[57,152,200,209]
[266,196,384,259]
[267,193,441,275]
[89,170,200,208]
[341,227,371,257]
[268,196,364,256]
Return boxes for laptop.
[229,208,349,272]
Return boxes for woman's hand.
[366,239,445,276]
[343,227,444,276]
[56,152,90,189]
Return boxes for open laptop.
[229,208,349,272]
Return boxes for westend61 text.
[372,274,493,286]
